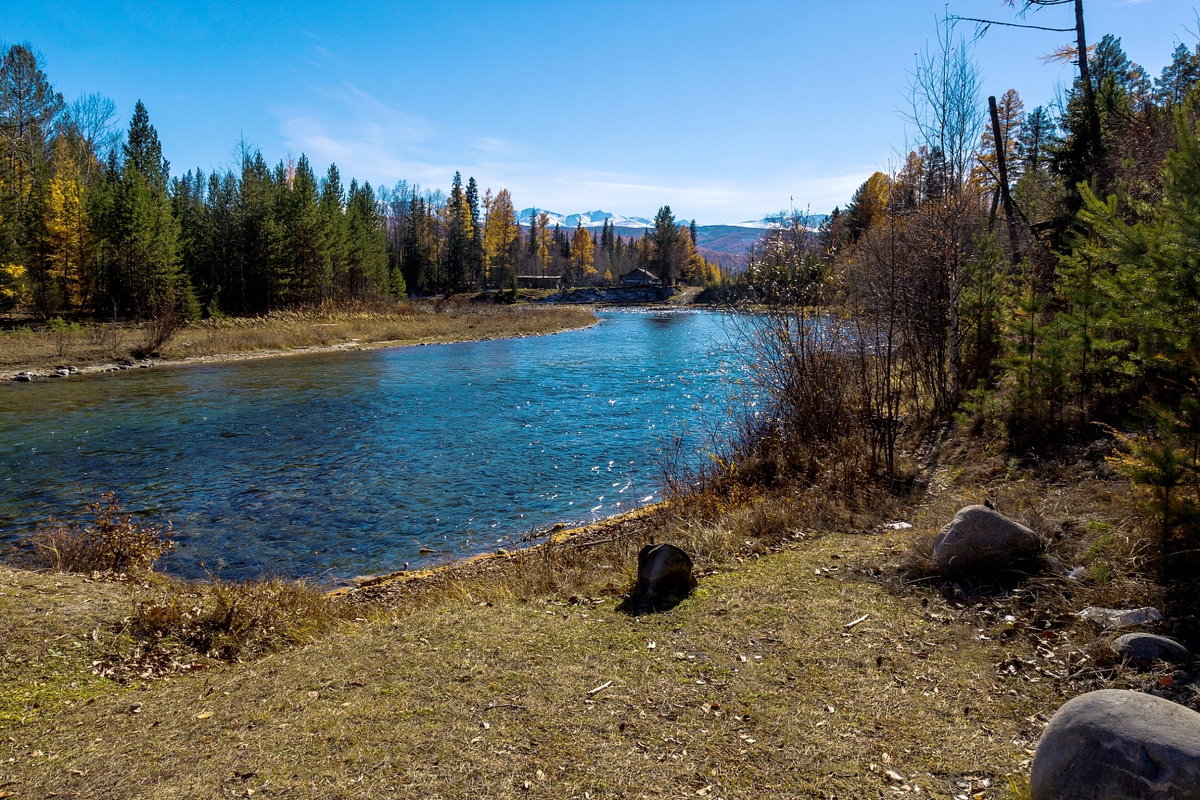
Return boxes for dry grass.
[0,526,1061,799]
[130,576,356,663]
[159,304,594,360]
[0,302,595,375]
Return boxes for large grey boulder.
[633,543,695,609]
[931,504,1041,573]
[1113,633,1192,666]
[1030,689,1200,800]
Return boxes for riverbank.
[1,433,1183,798]
[0,304,598,382]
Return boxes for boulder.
[931,504,1041,573]
[633,543,695,608]
[1113,633,1191,666]
[1030,689,1200,800]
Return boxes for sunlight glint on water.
[0,310,744,582]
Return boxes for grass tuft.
[131,576,356,662]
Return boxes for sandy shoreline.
[1,316,600,383]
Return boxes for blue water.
[0,309,744,582]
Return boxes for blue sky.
[7,0,1195,223]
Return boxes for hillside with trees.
[726,5,1200,621]
[0,46,721,325]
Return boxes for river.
[0,309,747,582]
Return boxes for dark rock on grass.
[932,504,1041,574]
[632,543,695,611]
[1031,689,1200,800]
[1113,633,1192,667]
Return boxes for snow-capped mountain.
[515,208,828,231]
[729,213,829,229]
[517,208,654,229]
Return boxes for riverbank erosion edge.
[2,431,1189,798]
[0,304,598,382]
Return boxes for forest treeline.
[0,44,719,320]
[731,7,1200,586]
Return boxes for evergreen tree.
[1017,106,1055,174]
[102,100,185,318]
[237,150,277,313]
[402,195,438,293]
[320,163,349,301]
[276,154,328,306]
[443,171,473,291]
[649,205,681,285]
[344,180,388,299]
[1156,43,1200,106]
[465,176,484,287]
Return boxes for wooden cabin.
[619,268,660,286]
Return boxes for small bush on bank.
[15,492,174,575]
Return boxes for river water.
[0,309,747,582]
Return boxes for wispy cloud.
[274,82,865,221]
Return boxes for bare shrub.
[17,492,174,574]
[86,320,121,353]
[132,306,184,358]
[726,308,874,491]
[47,316,82,358]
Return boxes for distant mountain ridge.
[516,208,826,231]
[515,209,829,270]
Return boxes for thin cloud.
[274,85,865,221]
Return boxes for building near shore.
[516,275,563,289]
[619,268,660,286]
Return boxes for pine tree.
[170,168,207,313]
[1156,43,1200,106]
[977,88,1025,200]
[103,100,185,318]
[202,170,240,315]
[237,150,277,313]
[1017,106,1055,174]
[320,164,349,301]
[443,171,473,291]
[344,180,388,300]
[465,176,484,287]
[276,154,328,306]
[650,205,681,286]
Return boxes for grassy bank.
[0,434,1177,799]
[0,303,597,378]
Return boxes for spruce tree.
[238,150,277,313]
[650,205,681,285]
[105,100,185,318]
[321,163,348,301]
[443,171,472,291]
[277,154,328,306]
